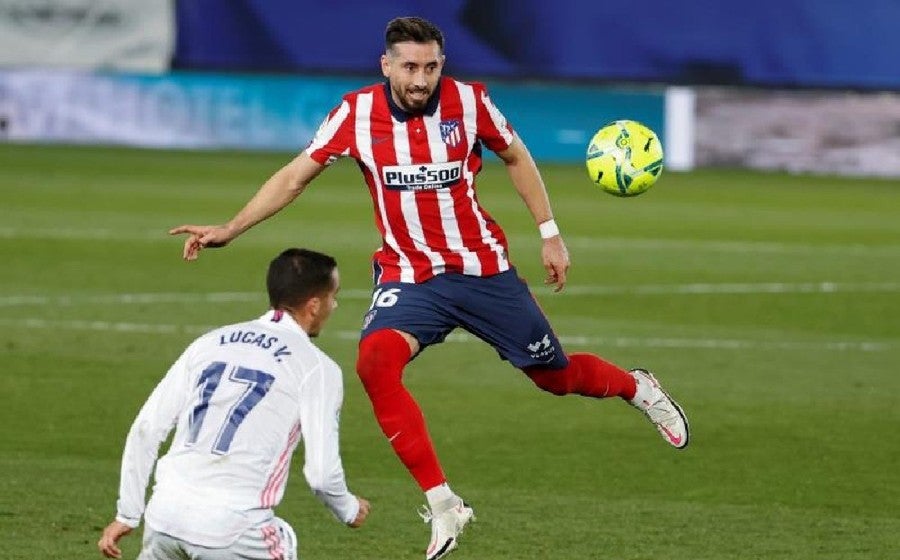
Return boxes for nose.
[412,68,427,87]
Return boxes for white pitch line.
[2,281,899,308]
[2,226,899,256]
[2,319,892,353]
[0,292,270,307]
[559,281,900,296]
[548,334,890,353]
[0,227,164,241]
[558,236,900,256]
[15,318,192,335]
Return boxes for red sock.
[356,329,445,491]
[524,353,637,400]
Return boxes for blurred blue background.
[174,0,900,89]
[2,1,898,174]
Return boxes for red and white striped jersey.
[305,77,516,284]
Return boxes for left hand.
[541,235,569,292]
[98,520,133,559]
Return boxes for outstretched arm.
[496,137,570,292]
[169,152,326,260]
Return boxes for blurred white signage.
[0,0,173,72]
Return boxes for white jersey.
[114,310,360,548]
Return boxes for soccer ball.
[585,120,664,197]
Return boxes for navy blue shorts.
[360,268,568,369]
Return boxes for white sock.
[425,483,455,510]
[631,375,646,404]
[629,371,655,408]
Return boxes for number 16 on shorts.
[362,287,400,330]
[370,287,401,310]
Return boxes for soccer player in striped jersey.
[98,249,369,560]
[170,16,689,560]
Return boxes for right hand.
[349,497,371,528]
[168,224,236,261]
[98,520,133,558]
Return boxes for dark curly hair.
[385,16,444,53]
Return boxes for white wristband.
[538,219,559,239]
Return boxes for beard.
[395,86,431,112]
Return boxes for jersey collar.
[383,79,441,122]
[260,309,308,338]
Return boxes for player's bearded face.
[382,41,444,113]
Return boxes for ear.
[381,53,391,78]
[306,296,322,317]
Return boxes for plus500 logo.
[382,162,462,191]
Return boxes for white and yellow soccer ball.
[585,120,664,197]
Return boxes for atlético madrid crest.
[439,119,463,148]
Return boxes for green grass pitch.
[1,143,898,559]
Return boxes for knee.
[524,366,574,396]
[355,335,381,384]
[356,330,410,394]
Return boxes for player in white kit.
[98,248,370,560]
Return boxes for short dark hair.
[385,16,444,53]
[266,248,337,310]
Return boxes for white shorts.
[137,517,298,560]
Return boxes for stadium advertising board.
[0,70,677,166]
[0,0,173,73]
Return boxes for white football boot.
[629,368,690,449]
[420,496,475,560]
